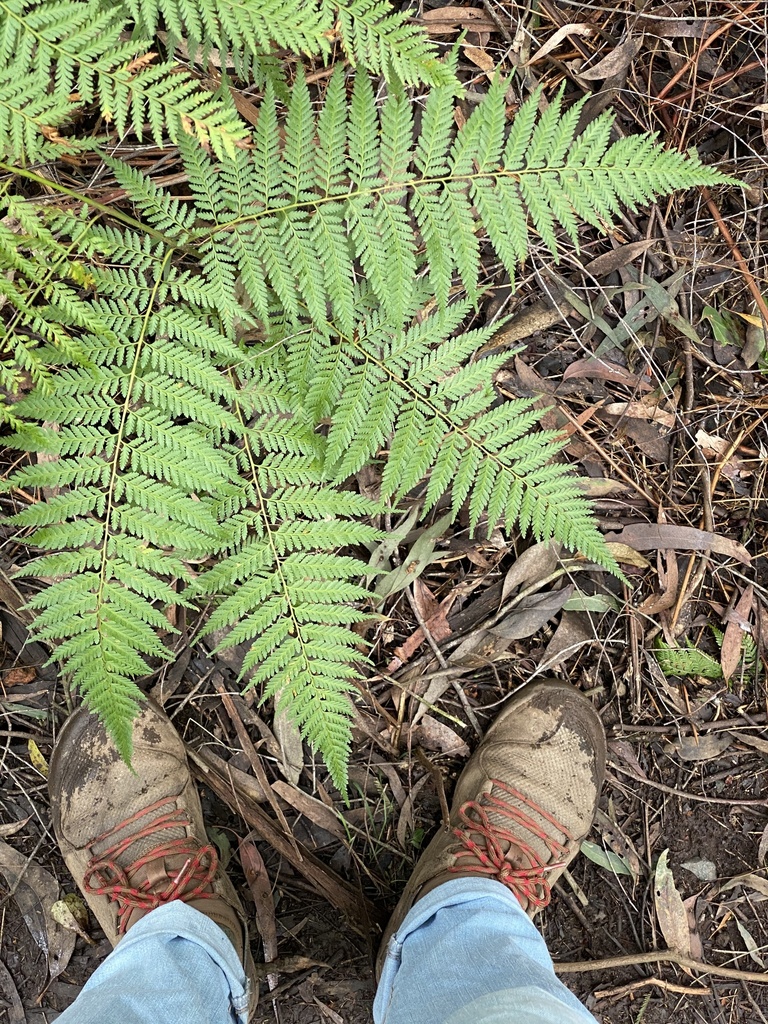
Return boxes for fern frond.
[0,0,248,161]
[196,403,380,790]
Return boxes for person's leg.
[54,902,248,1024]
[374,680,604,1024]
[47,698,258,1022]
[374,879,595,1024]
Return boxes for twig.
[655,3,761,101]
[608,765,766,806]
[212,674,302,859]
[479,0,513,43]
[593,977,711,1000]
[700,186,768,329]
[415,747,451,829]
[189,746,383,935]
[556,404,659,508]
[404,584,482,739]
[555,948,768,984]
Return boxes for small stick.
[700,186,768,329]
[608,765,766,807]
[655,3,761,102]
[593,977,711,1000]
[556,948,768,985]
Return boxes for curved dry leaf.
[490,585,573,640]
[413,714,469,757]
[604,524,750,564]
[669,732,733,762]
[654,850,691,957]
[0,958,24,1024]
[418,7,496,36]
[601,401,676,428]
[51,898,94,945]
[721,585,753,681]
[273,692,304,786]
[527,23,593,63]
[736,918,765,967]
[578,36,643,80]
[500,541,562,604]
[758,823,768,867]
[0,840,76,981]
[605,542,650,569]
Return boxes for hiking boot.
[49,698,258,1010]
[377,680,606,977]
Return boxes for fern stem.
[96,250,173,618]
[228,371,320,695]
[0,162,185,249]
[190,166,590,244]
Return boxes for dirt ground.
[2,1,768,1022]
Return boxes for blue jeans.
[56,879,595,1023]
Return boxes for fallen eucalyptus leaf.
[654,850,691,957]
[735,918,765,967]
[578,36,642,80]
[490,585,574,640]
[273,690,304,786]
[0,816,31,838]
[669,732,733,762]
[719,872,768,898]
[51,896,94,945]
[500,541,561,604]
[413,714,469,757]
[27,738,48,777]
[0,841,76,980]
[581,840,635,878]
[758,822,768,867]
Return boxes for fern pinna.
[2,69,733,785]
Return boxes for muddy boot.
[49,698,258,1014]
[377,680,606,978]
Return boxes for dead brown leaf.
[527,23,593,64]
[582,239,657,277]
[239,839,277,990]
[539,610,594,670]
[418,7,496,36]
[0,841,76,982]
[605,542,651,569]
[721,585,753,681]
[654,850,692,958]
[463,44,494,72]
[500,541,562,604]
[413,714,470,757]
[601,401,676,428]
[2,666,36,685]
[604,524,750,564]
[578,36,643,80]
[668,732,733,762]
[490,584,574,640]
[638,550,679,615]
[562,358,651,391]
[271,780,346,841]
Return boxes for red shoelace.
[450,781,575,908]
[82,798,219,934]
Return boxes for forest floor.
[2,1,768,1023]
